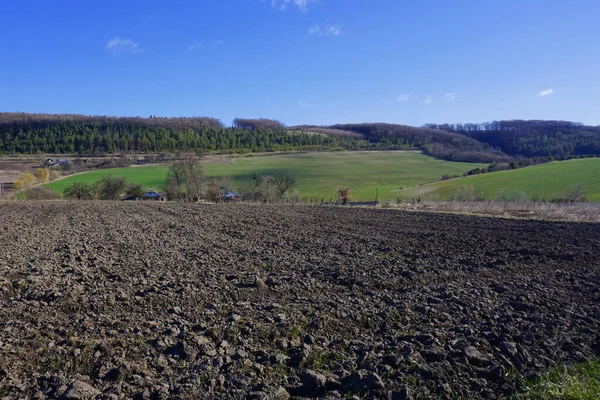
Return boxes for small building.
[223,191,242,203]
[122,187,166,201]
[142,187,166,201]
[45,159,58,167]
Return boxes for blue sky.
[1,0,599,126]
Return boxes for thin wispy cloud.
[106,37,142,54]
[538,88,554,97]
[213,40,225,45]
[424,95,432,104]
[269,0,318,13]
[309,25,343,36]
[188,42,203,51]
[445,92,458,101]
[396,94,412,102]
[298,100,314,108]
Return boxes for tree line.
[424,120,600,158]
[0,113,407,155]
[326,123,512,163]
[162,157,298,203]
[61,158,300,203]
[4,113,598,164]
[63,175,146,200]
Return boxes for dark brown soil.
[0,202,598,399]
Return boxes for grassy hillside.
[43,151,487,202]
[397,158,600,202]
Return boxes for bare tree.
[163,175,183,201]
[163,157,207,201]
[182,157,207,201]
[250,174,276,202]
[271,175,296,199]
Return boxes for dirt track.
[0,202,598,399]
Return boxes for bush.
[337,187,351,205]
[35,168,50,183]
[552,184,586,203]
[99,175,127,200]
[14,172,35,189]
[125,183,144,198]
[22,187,60,200]
[64,182,92,200]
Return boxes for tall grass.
[389,201,600,223]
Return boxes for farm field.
[42,151,487,202]
[0,202,598,399]
[397,158,600,202]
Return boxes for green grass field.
[398,158,600,202]
[43,151,487,202]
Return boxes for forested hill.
[294,123,511,163]
[0,113,379,155]
[2,113,598,163]
[330,123,511,163]
[0,113,500,162]
[424,120,600,158]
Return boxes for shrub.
[337,186,351,205]
[23,187,60,200]
[125,183,144,198]
[34,168,50,183]
[13,172,35,189]
[552,184,586,203]
[64,182,92,200]
[99,175,127,200]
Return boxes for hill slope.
[397,158,600,202]
[294,123,511,163]
[43,151,488,202]
[426,120,600,158]
[1,113,508,163]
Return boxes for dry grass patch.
[389,201,600,223]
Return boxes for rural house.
[123,187,166,201]
[223,191,242,203]
[142,187,166,201]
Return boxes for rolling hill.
[396,158,600,202]
[43,151,488,202]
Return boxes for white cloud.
[298,100,313,108]
[538,88,554,97]
[213,40,225,45]
[106,37,142,54]
[309,24,343,36]
[445,92,458,101]
[424,95,432,104]
[188,42,203,51]
[269,0,318,12]
[396,94,412,102]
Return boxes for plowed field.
[0,202,598,399]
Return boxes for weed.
[290,325,302,338]
[306,351,343,371]
[512,360,600,400]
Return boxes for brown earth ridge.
[0,202,598,399]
